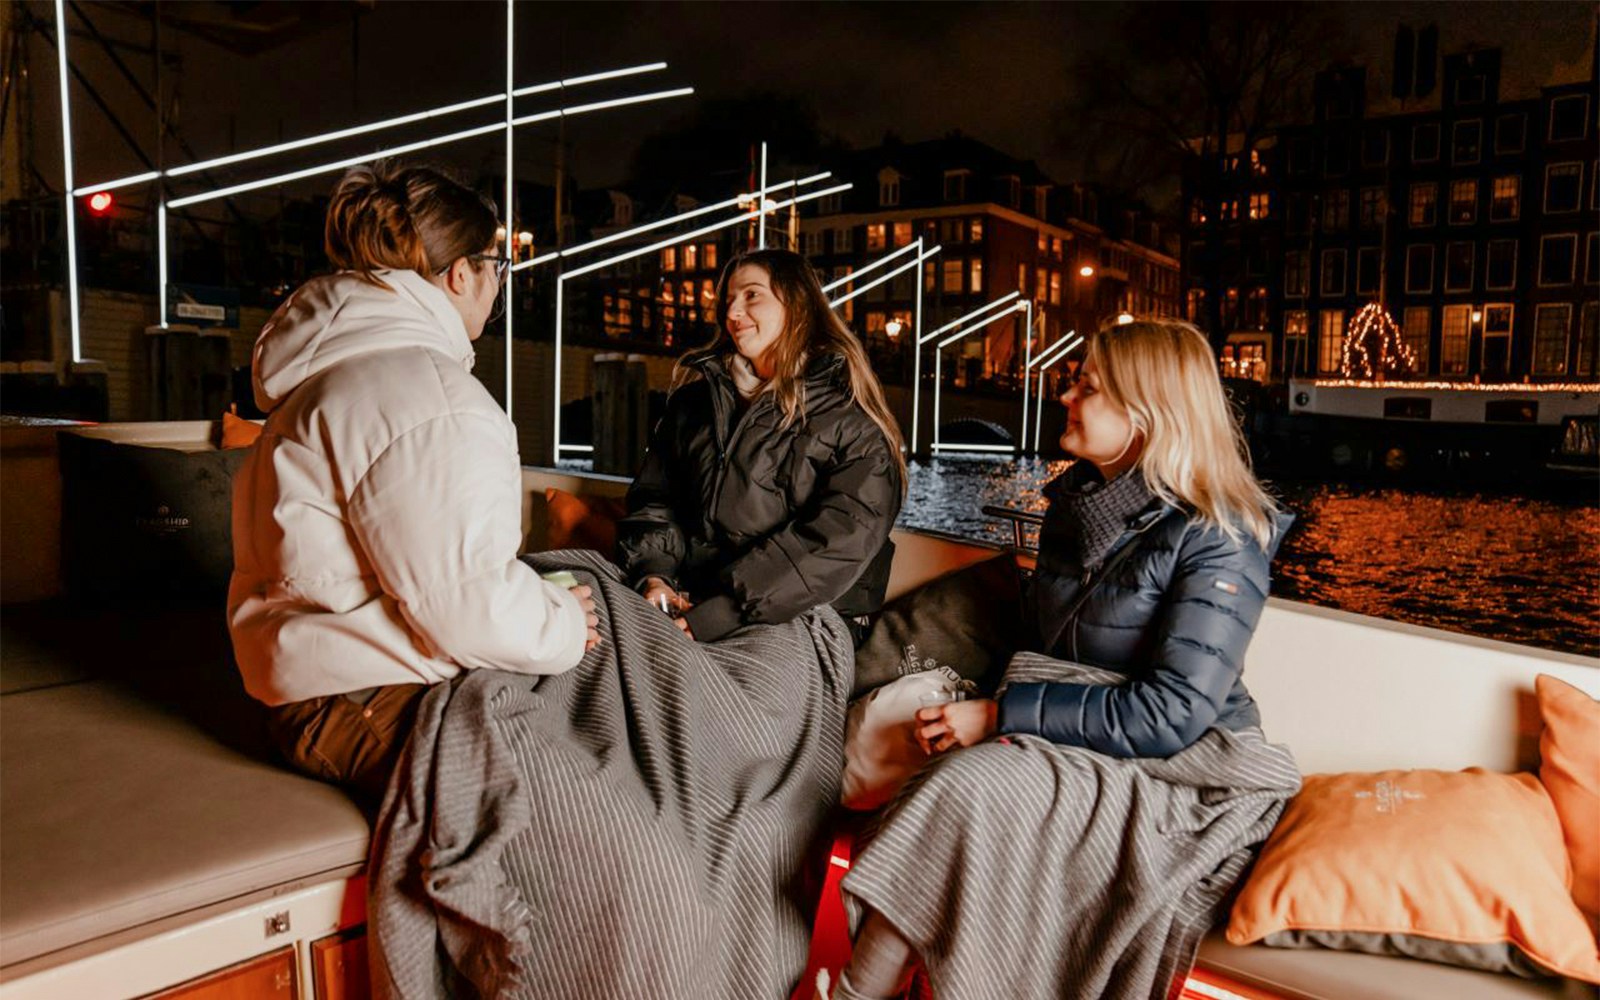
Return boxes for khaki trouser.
[266,684,428,808]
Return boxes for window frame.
[1451,119,1483,165]
[1440,304,1472,375]
[1543,162,1583,214]
[1485,239,1518,291]
[1444,241,1476,293]
[1356,245,1382,295]
[1538,233,1579,286]
[1401,305,1431,372]
[1317,309,1345,374]
[1411,122,1441,163]
[1408,183,1437,227]
[1489,175,1521,221]
[1548,93,1591,143]
[1495,113,1527,155]
[1448,178,1478,224]
[1405,244,1435,294]
[1532,303,1572,375]
[1320,248,1348,297]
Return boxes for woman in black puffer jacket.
[615,249,905,644]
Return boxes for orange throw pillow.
[1228,769,1600,983]
[1537,674,1600,919]
[544,488,626,558]
[221,411,263,449]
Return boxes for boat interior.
[1,419,1595,1000]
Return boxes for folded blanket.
[842,652,1300,1000]
[369,549,854,999]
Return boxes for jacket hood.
[252,270,476,412]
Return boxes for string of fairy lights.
[1339,302,1419,380]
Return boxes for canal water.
[898,455,1598,658]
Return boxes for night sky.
[22,1,1598,212]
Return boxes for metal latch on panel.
[265,911,291,937]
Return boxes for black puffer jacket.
[615,352,903,642]
[998,471,1293,758]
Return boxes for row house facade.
[1182,46,1599,383]
[797,136,1179,390]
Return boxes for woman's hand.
[641,577,693,636]
[915,698,999,754]
[570,584,601,651]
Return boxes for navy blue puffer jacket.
[997,475,1293,759]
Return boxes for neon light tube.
[513,61,666,96]
[502,0,514,418]
[827,245,941,307]
[157,202,168,327]
[510,87,694,127]
[511,172,830,272]
[165,94,505,179]
[77,63,670,194]
[559,183,850,281]
[820,239,922,292]
[937,301,1024,349]
[74,171,160,196]
[54,0,81,362]
[1030,334,1083,371]
[930,443,1016,453]
[919,290,1021,344]
[166,88,694,209]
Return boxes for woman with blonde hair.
[825,318,1301,1000]
[616,248,905,643]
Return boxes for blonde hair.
[676,249,907,490]
[324,160,499,288]
[1088,317,1278,548]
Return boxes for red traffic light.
[87,192,114,216]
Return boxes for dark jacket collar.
[691,349,847,391]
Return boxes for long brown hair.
[1089,317,1278,548]
[677,249,907,487]
[324,160,499,288]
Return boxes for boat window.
[1383,397,1433,420]
[1484,400,1538,423]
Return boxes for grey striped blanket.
[842,653,1300,1000]
[368,550,854,999]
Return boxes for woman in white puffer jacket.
[229,161,598,807]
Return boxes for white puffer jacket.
[228,269,586,706]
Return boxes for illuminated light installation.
[1025,332,1083,453]
[503,0,515,413]
[912,291,1021,455]
[53,0,83,361]
[75,63,671,194]
[824,240,943,460]
[65,51,681,334]
[548,180,852,462]
[931,301,1030,455]
[1339,302,1418,380]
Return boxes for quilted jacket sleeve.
[998,523,1273,758]
[347,411,588,675]
[684,418,902,642]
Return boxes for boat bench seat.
[0,602,369,969]
[0,598,1588,997]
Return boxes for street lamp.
[1117,311,1135,325]
[1079,265,1095,278]
[884,318,904,340]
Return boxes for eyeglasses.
[469,253,512,282]
[436,253,512,282]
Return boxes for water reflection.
[899,455,1598,658]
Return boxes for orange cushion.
[1228,769,1600,983]
[1537,675,1600,919]
[221,411,263,449]
[543,488,626,558]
